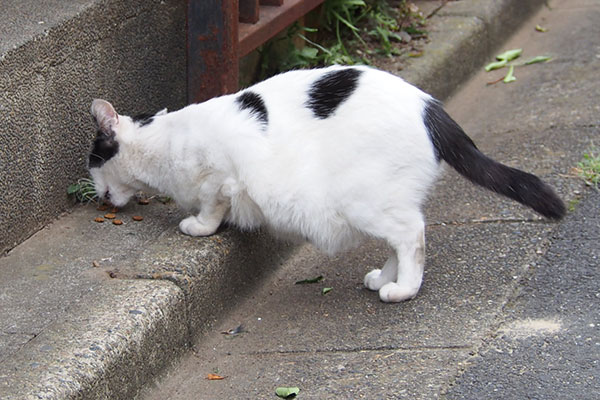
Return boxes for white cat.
[88,65,565,302]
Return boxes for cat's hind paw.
[364,269,390,291]
[179,216,218,237]
[378,282,420,303]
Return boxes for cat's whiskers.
[90,153,106,162]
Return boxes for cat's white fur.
[90,66,441,302]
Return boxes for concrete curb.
[0,201,292,400]
[403,0,547,100]
[0,0,547,399]
[1,279,188,400]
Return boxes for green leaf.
[503,65,517,83]
[67,183,80,195]
[524,55,551,65]
[485,59,507,72]
[301,26,318,33]
[404,25,426,35]
[331,10,360,31]
[496,48,522,62]
[295,275,323,285]
[275,387,300,398]
[299,46,319,59]
[322,287,333,295]
[340,0,366,7]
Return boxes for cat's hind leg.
[364,252,398,291]
[179,200,229,237]
[364,214,426,302]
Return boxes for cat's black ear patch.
[132,113,155,127]
[89,131,119,168]
[237,91,268,126]
[307,68,363,119]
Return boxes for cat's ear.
[155,108,168,116]
[91,99,119,136]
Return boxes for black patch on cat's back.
[236,91,268,126]
[132,113,154,127]
[88,132,119,168]
[307,68,363,119]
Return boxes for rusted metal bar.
[239,0,260,24]
[238,0,325,57]
[187,0,325,103]
[187,0,239,104]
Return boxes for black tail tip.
[534,188,567,220]
[541,198,567,220]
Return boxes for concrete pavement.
[2,0,598,399]
[140,0,600,399]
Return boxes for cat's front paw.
[179,216,218,237]
[378,282,420,303]
[364,269,390,291]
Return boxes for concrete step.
[0,0,548,398]
[0,200,292,399]
[0,0,186,254]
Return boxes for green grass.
[67,177,97,203]
[575,148,600,189]
[255,0,427,79]
[567,197,580,213]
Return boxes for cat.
[88,65,565,302]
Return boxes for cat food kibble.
[112,219,123,225]
[104,213,116,219]
[94,217,105,223]
[132,215,144,221]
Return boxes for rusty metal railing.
[187,0,325,104]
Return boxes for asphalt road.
[139,1,599,398]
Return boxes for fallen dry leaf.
[206,373,225,380]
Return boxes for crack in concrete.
[241,343,473,357]
[428,217,547,227]
[438,221,562,394]
[1,331,37,337]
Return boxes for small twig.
[558,171,581,179]
[486,75,505,85]
[427,0,450,19]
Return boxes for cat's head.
[88,99,163,207]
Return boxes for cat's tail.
[423,98,566,219]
